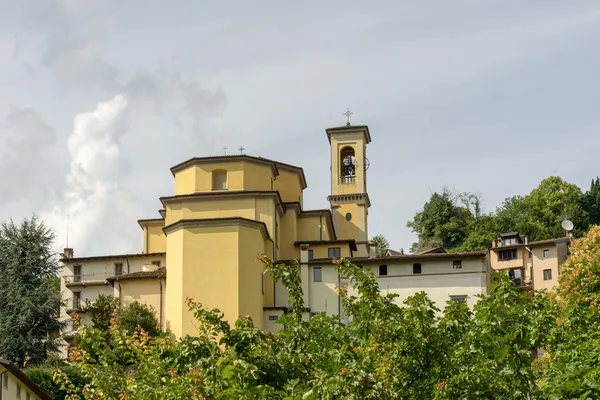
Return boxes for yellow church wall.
[237,226,268,329]
[142,221,166,254]
[174,166,197,195]
[331,203,365,241]
[297,214,329,242]
[262,236,275,307]
[179,226,240,336]
[278,208,298,260]
[173,160,278,195]
[181,197,256,220]
[164,228,185,336]
[242,162,275,191]
[254,197,277,240]
[273,169,303,204]
[119,278,166,330]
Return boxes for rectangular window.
[450,295,467,303]
[268,315,279,321]
[543,269,552,281]
[17,383,21,399]
[379,265,388,276]
[453,260,462,269]
[308,250,314,261]
[115,263,123,276]
[212,171,227,190]
[3,372,7,388]
[73,264,82,282]
[313,267,322,282]
[413,263,422,274]
[73,291,81,310]
[543,249,550,258]
[328,247,341,259]
[152,260,161,267]
[498,249,517,261]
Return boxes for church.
[59,122,489,339]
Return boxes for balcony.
[63,274,109,287]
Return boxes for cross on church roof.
[343,108,353,126]
[239,146,245,155]
[222,146,228,156]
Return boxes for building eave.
[162,217,273,242]
[0,359,51,400]
[61,252,166,263]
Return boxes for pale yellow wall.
[490,247,528,270]
[242,162,274,192]
[273,168,303,204]
[297,215,329,241]
[237,226,268,329]
[307,243,352,259]
[530,245,560,290]
[331,203,368,256]
[166,225,241,338]
[278,209,298,260]
[173,161,277,195]
[143,221,166,253]
[262,237,275,307]
[119,278,166,330]
[0,365,44,400]
[174,166,197,195]
[164,228,184,337]
[254,197,276,240]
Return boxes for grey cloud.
[0,106,64,207]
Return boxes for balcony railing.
[63,274,107,284]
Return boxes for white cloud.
[43,94,139,255]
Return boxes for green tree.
[82,294,118,331]
[119,301,160,337]
[0,216,64,367]
[407,188,473,251]
[581,177,600,226]
[371,234,389,257]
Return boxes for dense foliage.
[0,216,64,367]
[408,176,598,252]
[51,225,600,399]
[82,294,159,336]
[371,234,390,257]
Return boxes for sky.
[1,1,600,256]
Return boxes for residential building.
[0,359,50,400]
[60,122,490,342]
[489,232,571,290]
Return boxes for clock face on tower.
[364,157,370,170]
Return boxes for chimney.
[492,239,497,248]
[400,248,404,255]
[63,248,74,259]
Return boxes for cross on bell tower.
[343,108,353,126]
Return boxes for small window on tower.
[212,170,227,190]
[340,146,356,184]
[345,212,352,221]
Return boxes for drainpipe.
[0,363,16,400]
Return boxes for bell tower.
[326,118,372,257]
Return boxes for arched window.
[340,146,356,184]
[212,170,227,190]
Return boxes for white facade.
[264,252,490,329]
[59,251,166,337]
